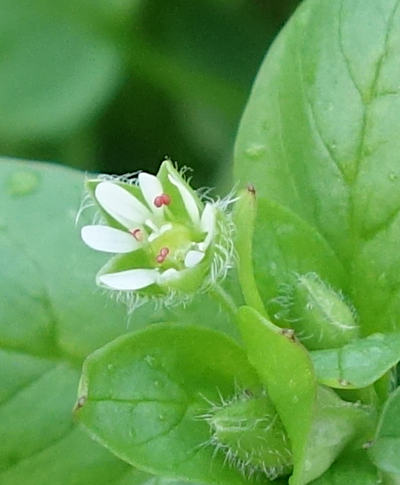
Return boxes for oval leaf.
[311,333,400,389]
[76,324,269,485]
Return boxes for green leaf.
[232,188,267,317]
[369,386,400,475]
[0,159,155,484]
[304,386,376,483]
[76,323,268,485]
[309,450,379,485]
[311,333,400,389]
[0,0,123,141]
[236,195,347,327]
[234,0,400,335]
[237,306,316,485]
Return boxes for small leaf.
[76,324,268,485]
[237,306,316,485]
[311,333,400,389]
[237,197,347,326]
[369,386,400,475]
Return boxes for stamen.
[160,247,169,257]
[156,247,169,264]
[131,229,143,241]
[161,193,171,206]
[154,193,171,207]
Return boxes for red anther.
[131,229,143,241]
[160,247,169,257]
[154,195,163,208]
[161,193,171,206]
[153,193,171,208]
[156,247,169,264]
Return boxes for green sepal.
[157,160,203,226]
[76,323,268,485]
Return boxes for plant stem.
[210,284,238,322]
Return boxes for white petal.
[98,269,159,290]
[138,172,164,213]
[184,250,205,268]
[95,182,151,229]
[168,174,200,224]
[159,268,180,283]
[81,225,141,253]
[199,203,216,251]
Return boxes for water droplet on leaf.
[245,144,266,159]
[8,170,40,196]
[144,355,158,368]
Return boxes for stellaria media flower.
[80,160,234,307]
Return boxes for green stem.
[210,284,238,322]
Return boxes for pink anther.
[161,193,171,206]
[131,229,143,241]
[153,193,171,208]
[160,247,169,257]
[156,247,169,264]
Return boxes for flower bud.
[205,393,292,480]
[80,160,234,308]
[287,273,359,350]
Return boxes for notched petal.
[95,182,151,229]
[81,225,141,253]
[98,268,159,290]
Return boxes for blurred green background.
[0,0,300,189]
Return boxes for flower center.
[150,223,194,269]
[154,193,171,208]
[156,247,170,264]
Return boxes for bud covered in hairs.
[286,273,359,350]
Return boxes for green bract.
[81,160,234,307]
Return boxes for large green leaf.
[76,324,268,485]
[369,386,400,475]
[311,332,400,389]
[0,0,124,141]
[234,0,400,335]
[0,159,161,484]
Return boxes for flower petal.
[159,268,180,283]
[81,225,141,253]
[199,203,216,251]
[95,182,151,229]
[138,172,164,213]
[184,250,205,268]
[168,174,200,225]
[98,268,159,290]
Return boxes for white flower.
[80,160,233,304]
